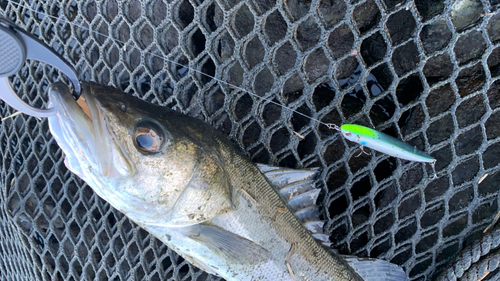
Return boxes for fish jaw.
[47,82,100,180]
[47,82,137,178]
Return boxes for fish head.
[47,82,179,177]
[46,82,210,224]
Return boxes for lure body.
[341,124,435,163]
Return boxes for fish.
[47,81,409,281]
[340,124,435,163]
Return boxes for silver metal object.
[0,17,80,117]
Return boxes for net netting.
[0,0,500,280]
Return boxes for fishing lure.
[340,124,436,163]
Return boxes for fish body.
[341,124,435,163]
[47,82,408,281]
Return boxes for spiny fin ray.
[257,164,330,246]
[295,207,321,223]
[343,256,410,281]
[288,189,321,211]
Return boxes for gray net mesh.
[0,0,500,280]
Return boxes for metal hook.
[0,17,81,118]
[354,145,371,157]
[429,160,438,179]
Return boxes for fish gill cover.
[0,0,499,280]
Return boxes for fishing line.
[4,0,439,177]
[4,0,340,130]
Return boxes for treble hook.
[0,17,80,118]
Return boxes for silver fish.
[47,82,409,281]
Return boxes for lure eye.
[344,132,352,137]
[134,126,162,153]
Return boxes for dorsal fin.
[256,164,330,246]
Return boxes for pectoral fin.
[183,224,270,265]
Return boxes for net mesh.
[0,0,500,280]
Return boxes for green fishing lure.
[340,124,435,163]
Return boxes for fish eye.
[133,125,163,153]
[345,132,351,137]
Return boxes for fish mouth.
[47,82,135,178]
